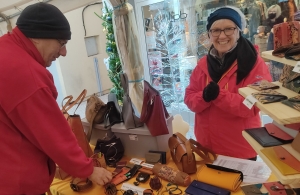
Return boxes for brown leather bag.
[168,132,217,174]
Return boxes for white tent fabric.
[110,0,144,114]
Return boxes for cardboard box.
[111,116,173,158]
[81,118,114,145]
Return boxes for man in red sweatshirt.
[0,2,112,195]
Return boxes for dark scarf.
[207,36,257,84]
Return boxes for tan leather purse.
[168,132,217,174]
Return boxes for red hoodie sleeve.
[9,88,93,178]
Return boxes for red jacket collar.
[10,27,45,66]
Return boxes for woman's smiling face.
[209,19,240,57]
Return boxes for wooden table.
[48,157,277,195]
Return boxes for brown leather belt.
[70,178,92,192]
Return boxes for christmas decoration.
[95,2,123,101]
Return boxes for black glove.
[203,81,220,102]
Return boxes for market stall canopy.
[109,0,144,114]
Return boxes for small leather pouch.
[136,172,150,183]
[252,89,288,104]
[247,80,280,91]
[245,127,293,147]
[282,95,300,111]
[265,123,294,141]
[263,181,295,195]
[285,43,300,61]
[145,153,161,165]
[272,43,300,58]
[185,180,230,195]
[261,147,300,175]
[197,164,243,192]
[282,69,300,93]
[241,184,266,195]
[152,163,191,187]
[148,150,166,164]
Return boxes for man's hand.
[88,167,112,186]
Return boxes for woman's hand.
[203,81,220,102]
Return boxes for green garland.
[95,2,123,102]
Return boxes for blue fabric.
[207,8,241,30]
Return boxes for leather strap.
[70,178,92,192]
[174,132,217,164]
[62,89,87,115]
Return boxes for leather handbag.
[261,146,300,175]
[94,134,124,167]
[252,89,288,104]
[282,95,300,111]
[273,21,300,50]
[140,80,170,136]
[120,73,143,130]
[152,163,191,187]
[104,93,123,128]
[247,80,280,91]
[197,164,243,192]
[168,132,217,174]
[245,127,293,147]
[85,94,108,140]
[185,180,230,195]
[61,90,94,192]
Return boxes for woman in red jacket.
[184,6,272,160]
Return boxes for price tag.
[243,95,258,109]
[141,163,154,169]
[292,62,300,73]
[129,158,143,165]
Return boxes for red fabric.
[273,22,300,50]
[184,55,272,159]
[0,27,93,194]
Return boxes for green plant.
[95,2,123,102]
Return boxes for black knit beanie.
[16,2,71,40]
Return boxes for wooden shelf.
[238,81,300,125]
[242,131,300,185]
[261,50,298,66]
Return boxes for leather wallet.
[185,180,230,195]
[264,123,294,141]
[148,150,166,164]
[241,184,265,195]
[291,132,300,153]
[261,147,300,175]
[111,167,130,185]
[145,153,161,165]
[281,95,300,112]
[245,127,293,147]
[247,80,280,91]
[263,181,295,195]
[197,164,243,192]
[252,90,288,104]
[273,146,300,172]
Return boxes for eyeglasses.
[56,39,67,48]
[209,27,237,37]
